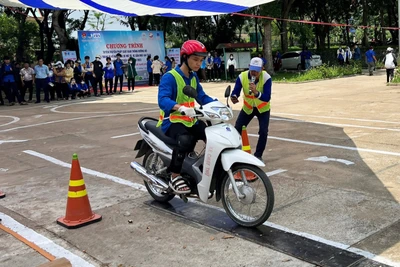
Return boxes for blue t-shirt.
[365,50,375,63]
[2,64,15,83]
[165,61,172,72]
[114,59,124,76]
[147,60,152,73]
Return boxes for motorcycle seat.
[145,121,178,147]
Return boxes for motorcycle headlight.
[205,111,220,119]
[211,107,232,121]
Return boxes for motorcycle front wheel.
[221,164,274,227]
[143,151,174,202]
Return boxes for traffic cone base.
[57,213,102,229]
[57,153,102,229]
[0,191,5,198]
[234,126,257,181]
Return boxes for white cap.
[55,61,64,67]
[95,55,101,59]
[387,47,393,52]
[249,57,263,72]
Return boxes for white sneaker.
[217,79,221,81]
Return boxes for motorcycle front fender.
[220,149,265,171]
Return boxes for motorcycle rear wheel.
[221,164,274,227]
[143,151,175,202]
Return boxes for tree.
[52,10,69,53]
[88,12,115,31]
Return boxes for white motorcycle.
[131,85,274,227]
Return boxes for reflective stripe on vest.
[156,69,198,128]
[241,71,270,115]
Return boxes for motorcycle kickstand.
[180,194,188,203]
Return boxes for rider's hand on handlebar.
[178,106,196,116]
[230,95,239,104]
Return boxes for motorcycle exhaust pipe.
[130,161,169,191]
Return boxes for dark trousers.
[166,121,207,174]
[22,80,33,101]
[206,68,213,80]
[148,72,153,86]
[213,64,220,79]
[228,65,235,80]
[114,75,123,92]
[105,78,113,93]
[0,86,4,104]
[128,77,135,91]
[4,81,22,103]
[84,75,94,95]
[234,108,270,158]
[93,76,103,95]
[54,83,64,99]
[386,69,394,83]
[153,74,161,86]
[35,78,49,103]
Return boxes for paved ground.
[0,69,399,266]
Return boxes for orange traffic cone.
[235,126,257,181]
[57,154,102,229]
[0,190,5,198]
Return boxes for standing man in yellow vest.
[230,57,272,162]
[157,40,215,194]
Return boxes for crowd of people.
[0,53,138,106]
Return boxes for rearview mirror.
[224,85,231,98]
[183,85,198,98]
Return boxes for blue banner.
[78,30,165,82]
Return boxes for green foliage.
[391,69,400,83]
[273,62,362,82]
[0,13,40,62]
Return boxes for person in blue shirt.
[365,46,377,76]
[77,80,89,98]
[213,51,222,81]
[68,78,80,99]
[353,45,361,60]
[82,56,94,97]
[157,40,215,194]
[258,53,267,69]
[114,53,125,94]
[147,55,153,86]
[33,59,50,103]
[0,56,26,105]
[103,57,114,95]
[164,56,173,73]
[230,57,272,162]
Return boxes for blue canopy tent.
[0,0,275,17]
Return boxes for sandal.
[169,175,191,194]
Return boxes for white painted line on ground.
[266,169,287,176]
[249,134,400,157]
[23,150,400,267]
[23,150,146,191]
[271,117,400,132]
[274,112,400,125]
[33,115,43,118]
[305,156,354,166]
[0,110,158,133]
[0,115,20,127]
[111,132,141,139]
[0,212,94,267]
[0,140,28,145]
[50,103,157,114]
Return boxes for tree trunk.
[263,20,274,75]
[52,10,69,54]
[280,0,295,53]
[380,8,386,45]
[79,10,90,30]
[16,9,30,62]
[362,0,369,46]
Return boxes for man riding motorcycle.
[157,40,215,194]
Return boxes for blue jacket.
[165,61,172,72]
[79,83,88,90]
[1,63,16,83]
[158,66,215,132]
[147,60,153,73]
[69,83,80,92]
[213,57,222,66]
[103,65,114,79]
[114,59,124,76]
